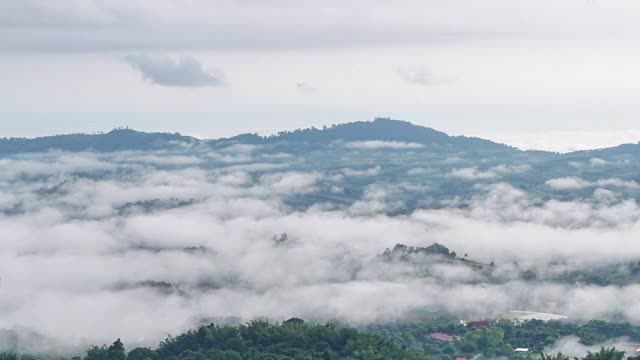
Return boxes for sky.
[3,0,640,151]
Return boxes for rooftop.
[428,332,453,342]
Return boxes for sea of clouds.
[2,144,640,354]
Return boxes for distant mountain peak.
[217,118,514,152]
[0,118,516,154]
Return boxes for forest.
[366,316,640,359]
[4,318,640,360]
[1,320,428,360]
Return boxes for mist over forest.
[2,119,640,358]
[8,0,640,357]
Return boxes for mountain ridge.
[213,118,517,152]
[0,118,518,155]
[0,118,637,155]
[0,128,198,154]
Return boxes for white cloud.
[396,66,443,86]
[545,336,638,359]
[490,164,531,174]
[344,141,424,150]
[257,171,320,194]
[545,177,592,190]
[471,130,640,153]
[450,164,530,180]
[407,167,435,175]
[341,166,381,177]
[589,157,608,166]
[450,166,498,180]
[295,81,316,94]
[123,54,223,87]
[4,150,640,354]
[6,1,640,52]
[348,184,395,215]
[546,177,640,190]
[596,178,640,188]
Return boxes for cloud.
[490,164,531,174]
[407,167,435,175]
[256,171,320,194]
[546,177,640,190]
[471,130,640,153]
[6,1,640,52]
[123,54,223,87]
[348,184,397,215]
[6,147,640,354]
[295,81,316,94]
[544,336,638,359]
[590,157,608,166]
[449,165,529,180]
[545,177,592,190]
[597,178,640,188]
[450,167,498,180]
[396,66,442,86]
[344,141,424,150]
[341,166,381,177]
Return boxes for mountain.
[211,118,518,153]
[0,119,637,158]
[0,128,197,154]
[0,118,523,155]
[569,142,640,157]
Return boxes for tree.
[272,233,288,245]
[540,352,570,360]
[0,354,18,360]
[583,347,625,360]
[424,243,451,257]
[283,317,304,325]
[85,346,108,360]
[127,348,157,360]
[107,339,126,360]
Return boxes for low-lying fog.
[2,144,640,354]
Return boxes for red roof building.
[469,320,491,328]
[428,332,453,342]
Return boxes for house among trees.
[468,320,491,329]
[428,332,453,342]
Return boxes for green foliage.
[0,129,196,154]
[138,319,430,360]
[5,318,640,360]
[126,347,157,360]
[540,352,570,360]
[85,339,127,360]
[382,243,455,261]
[0,353,18,360]
[365,317,640,360]
[583,347,625,360]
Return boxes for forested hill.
[0,320,430,360]
[0,129,197,154]
[213,118,517,152]
[5,318,640,360]
[0,119,518,155]
[3,118,639,157]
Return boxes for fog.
[2,146,640,354]
[545,336,639,358]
